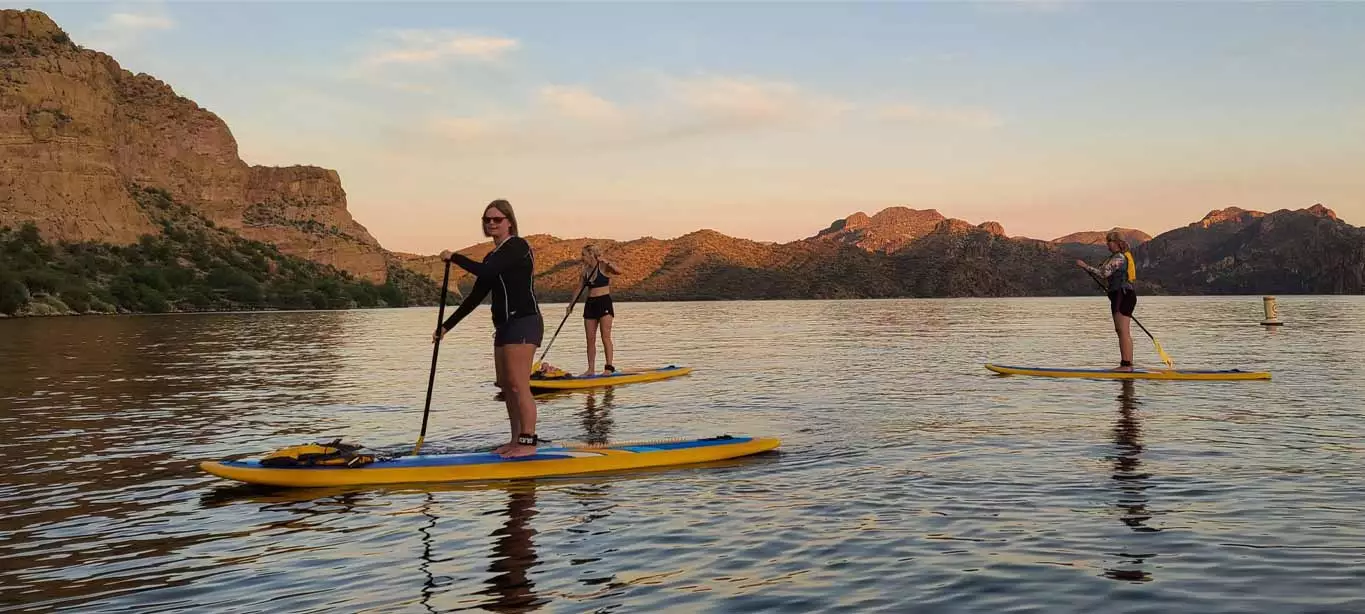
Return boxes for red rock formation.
[812,206,948,252]
[0,9,388,281]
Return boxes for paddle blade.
[1152,339,1174,368]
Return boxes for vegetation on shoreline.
[0,187,452,317]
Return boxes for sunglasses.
[482,216,507,225]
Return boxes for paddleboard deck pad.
[529,365,692,391]
[201,434,778,487]
[985,363,1270,380]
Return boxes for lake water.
[2,297,1363,613]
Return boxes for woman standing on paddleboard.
[1076,231,1137,371]
[434,199,545,458]
[576,244,623,376]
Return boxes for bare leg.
[493,346,516,454]
[1114,313,1134,370]
[499,342,539,458]
[600,313,615,369]
[582,318,599,375]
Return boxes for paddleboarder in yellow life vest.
[1076,232,1138,371]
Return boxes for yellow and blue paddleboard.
[985,363,1271,381]
[200,435,778,487]
[529,365,692,392]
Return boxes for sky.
[13,0,1365,253]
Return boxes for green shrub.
[0,276,29,315]
[0,187,443,317]
[61,287,92,313]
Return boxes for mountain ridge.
[3,8,1360,316]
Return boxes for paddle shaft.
[415,260,453,455]
[536,272,591,367]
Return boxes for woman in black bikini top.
[576,244,623,376]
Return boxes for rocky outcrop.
[931,218,976,236]
[977,221,1006,237]
[239,166,387,282]
[0,9,388,282]
[812,206,947,253]
[1195,206,1264,229]
[811,207,1017,255]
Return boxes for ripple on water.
[1,298,1364,612]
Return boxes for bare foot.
[492,441,515,454]
[499,443,538,458]
[580,370,595,377]
[1113,365,1135,372]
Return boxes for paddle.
[1082,266,1175,368]
[532,271,591,373]
[414,260,453,455]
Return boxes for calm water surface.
[2,297,1364,612]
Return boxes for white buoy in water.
[1261,296,1283,326]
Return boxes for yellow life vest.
[259,438,376,467]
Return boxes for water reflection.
[478,485,545,613]
[1104,380,1157,583]
[577,389,615,445]
[411,485,548,614]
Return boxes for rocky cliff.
[0,9,388,282]
[1136,204,1365,294]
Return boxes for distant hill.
[810,207,1009,253]
[432,204,1362,300]
[432,212,1097,301]
[1053,228,1153,246]
[1052,227,1153,261]
[1136,204,1365,294]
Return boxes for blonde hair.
[582,244,601,259]
[1105,231,1130,253]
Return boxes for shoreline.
[0,292,1347,321]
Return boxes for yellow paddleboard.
[529,365,693,391]
[985,363,1271,381]
[200,435,779,488]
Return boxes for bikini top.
[584,265,609,288]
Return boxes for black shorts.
[583,294,615,320]
[1108,288,1137,317]
[493,314,544,347]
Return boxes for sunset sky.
[23,1,1365,254]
